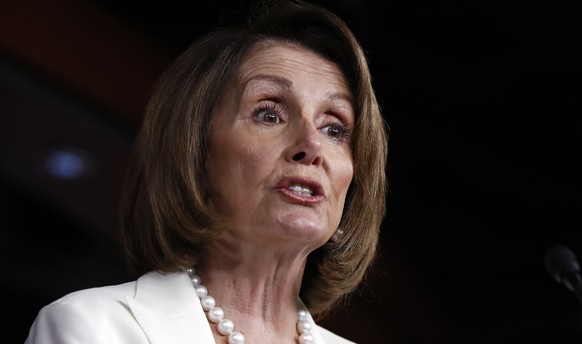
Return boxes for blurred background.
[2,0,581,343]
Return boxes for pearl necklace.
[186,267,316,344]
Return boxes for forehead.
[237,42,351,94]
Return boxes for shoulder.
[47,279,136,309]
[25,279,147,344]
[316,325,357,344]
[33,279,137,327]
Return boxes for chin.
[276,219,330,243]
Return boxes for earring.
[330,228,345,242]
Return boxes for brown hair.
[119,0,388,319]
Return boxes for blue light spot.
[46,150,86,179]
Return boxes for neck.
[195,240,310,341]
[189,265,311,343]
[197,254,306,316]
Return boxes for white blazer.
[25,270,356,344]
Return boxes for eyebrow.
[328,92,354,104]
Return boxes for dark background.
[2,0,581,343]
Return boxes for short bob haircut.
[119,0,388,318]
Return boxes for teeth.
[287,184,314,196]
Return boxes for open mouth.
[277,177,325,203]
[287,184,315,197]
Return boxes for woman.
[25,0,388,343]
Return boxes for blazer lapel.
[126,270,216,344]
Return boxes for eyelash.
[252,103,352,142]
[253,103,285,125]
[322,121,352,142]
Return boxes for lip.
[276,177,325,204]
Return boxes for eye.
[254,104,284,124]
[322,121,351,142]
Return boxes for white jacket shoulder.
[25,280,146,344]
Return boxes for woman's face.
[206,43,354,249]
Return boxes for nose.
[286,119,323,166]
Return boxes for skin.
[198,43,354,343]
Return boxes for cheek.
[327,160,353,231]
[334,155,354,196]
[237,143,271,188]
[329,158,354,213]
[207,135,239,193]
[208,137,270,192]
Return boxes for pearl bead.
[207,307,224,323]
[228,331,245,344]
[195,284,208,297]
[185,267,195,275]
[217,319,234,335]
[297,308,308,320]
[331,228,345,242]
[297,319,313,334]
[299,333,315,344]
[190,274,202,286]
[200,295,216,311]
